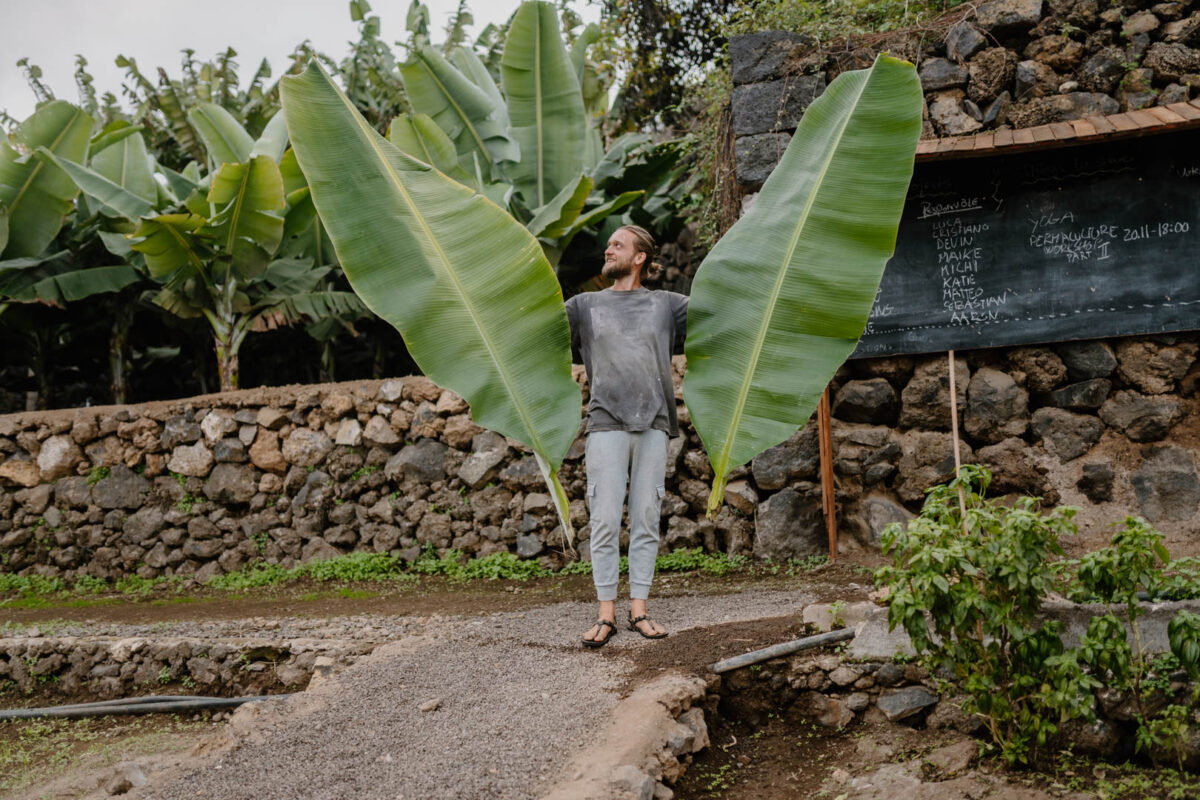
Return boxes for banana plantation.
[0,0,694,412]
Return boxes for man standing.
[565,225,688,648]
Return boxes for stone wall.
[730,0,1200,186]
[0,633,366,700]
[0,332,1199,583]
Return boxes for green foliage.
[1169,611,1200,680]
[877,465,1092,764]
[656,546,749,576]
[1069,516,1170,604]
[85,466,110,486]
[0,574,67,598]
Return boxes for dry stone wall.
[730,0,1200,186]
[0,333,1199,582]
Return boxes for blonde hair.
[617,224,664,279]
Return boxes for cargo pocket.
[586,483,596,512]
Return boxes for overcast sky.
[0,0,601,123]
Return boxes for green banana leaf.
[449,47,509,128]
[36,148,156,221]
[569,23,606,168]
[401,44,519,181]
[682,54,923,515]
[249,111,290,162]
[158,163,200,203]
[387,114,474,185]
[1,262,141,305]
[89,121,144,155]
[205,155,286,278]
[526,174,592,240]
[131,214,211,285]
[0,205,8,254]
[91,130,157,206]
[187,102,254,167]
[0,101,94,258]
[500,0,587,207]
[281,62,582,543]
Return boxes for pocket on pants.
[586,483,596,511]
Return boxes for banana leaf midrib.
[6,107,87,213]
[161,219,207,284]
[120,138,131,188]
[415,57,491,161]
[534,7,544,206]
[223,163,253,256]
[714,73,871,478]
[324,80,552,459]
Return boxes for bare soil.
[2,561,876,628]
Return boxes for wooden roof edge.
[916,101,1200,162]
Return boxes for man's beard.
[602,258,635,280]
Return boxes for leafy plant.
[682,54,922,514]
[280,60,582,544]
[876,465,1093,764]
[85,466,110,486]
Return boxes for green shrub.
[876,465,1093,764]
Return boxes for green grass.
[0,546,764,604]
[0,715,206,794]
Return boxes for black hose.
[0,693,291,720]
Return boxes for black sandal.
[628,613,668,639]
[582,619,618,649]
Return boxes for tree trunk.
[214,335,240,392]
[319,338,335,383]
[108,303,134,404]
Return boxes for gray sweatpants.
[585,429,668,601]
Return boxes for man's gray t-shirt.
[565,288,689,437]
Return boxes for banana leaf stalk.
[280,62,582,545]
[682,54,924,516]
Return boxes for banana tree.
[0,100,93,259]
[281,62,582,544]
[44,105,367,391]
[682,54,924,515]
[0,101,155,405]
[392,0,667,282]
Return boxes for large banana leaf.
[130,214,211,285]
[0,205,9,254]
[281,62,582,542]
[0,260,140,305]
[449,47,508,126]
[91,131,157,206]
[401,44,519,181]
[36,148,156,221]
[526,174,592,240]
[387,114,474,185]
[206,155,286,277]
[249,111,290,162]
[0,101,94,258]
[500,1,587,207]
[187,102,254,167]
[89,121,144,155]
[682,55,923,515]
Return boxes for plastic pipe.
[0,693,289,720]
[708,628,855,674]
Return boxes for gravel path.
[141,589,811,800]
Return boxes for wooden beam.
[818,387,837,562]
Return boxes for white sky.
[0,0,600,123]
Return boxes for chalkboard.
[852,127,1200,358]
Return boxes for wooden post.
[947,350,969,535]
[817,386,837,561]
